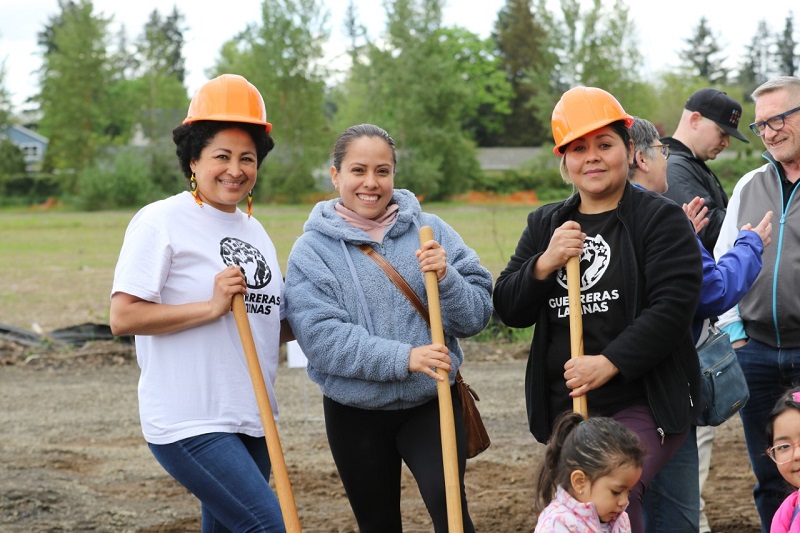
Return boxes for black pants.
[323,386,475,533]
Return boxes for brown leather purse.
[358,244,491,458]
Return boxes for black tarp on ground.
[0,322,133,348]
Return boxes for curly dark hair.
[172,120,275,180]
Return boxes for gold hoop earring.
[190,173,202,207]
[247,190,253,219]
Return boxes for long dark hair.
[534,411,645,512]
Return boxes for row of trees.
[0,0,798,206]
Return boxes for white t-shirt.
[112,192,285,445]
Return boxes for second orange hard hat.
[551,86,633,155]
[184,74,272,134]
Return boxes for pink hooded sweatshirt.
[773,492,800,533]
[535,486,631,533]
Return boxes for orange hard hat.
[551,86,633,155]
[184,74,272,134]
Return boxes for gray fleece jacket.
[285,189,493,409]
[715,152,800,348]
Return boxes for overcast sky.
[1,0,797,111]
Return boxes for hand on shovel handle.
[419,226,463,533]
[566,256,588,419]
[231,294,302,532]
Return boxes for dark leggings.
[323,387,475,533]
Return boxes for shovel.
[419,225,463,532]
[232,294,302,532]
[566,255,588,418]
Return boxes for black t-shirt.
[545,209,646,418]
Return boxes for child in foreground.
[767,387,800,533]
[534,412,646,532]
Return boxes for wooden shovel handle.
[232,294,302,532]
[566,256,588,418]
[419,225,463,532]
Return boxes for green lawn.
[0,202,536,332]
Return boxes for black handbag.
[694,327,749,427]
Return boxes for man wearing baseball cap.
[662,88,749,252]
[650,88,750,533]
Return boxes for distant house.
[1,125,49,172]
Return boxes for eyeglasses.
[749,106,800,136]
[767,441,800,464]
[650,143,670,159]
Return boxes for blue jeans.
[642,425,700,532]
[736,338,800,533]
[149,432,285,533]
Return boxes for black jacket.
[493,183,704,443]
[661,136,729,252]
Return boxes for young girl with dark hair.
[534,411,645,532]
[766,387,800,533]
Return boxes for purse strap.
[357,244,472,391]
[357,244,431,328]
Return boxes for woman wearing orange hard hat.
[110,74,291,532]
[494,86,704,532]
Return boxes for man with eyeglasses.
[629,116,770,533]
[660,87,749,533]
[714,76,800,533]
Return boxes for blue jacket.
[693,231,763,342]
[285,189,493,409]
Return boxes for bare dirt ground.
[1,337,762,532]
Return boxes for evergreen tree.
[0,54,11,128]
[738,20,772,97]
[774,13,797,76]
[0,53,24,193]
[132,7,189,140]
[680,16,729,84]
[343,0,366,64]
[491,0,552,146]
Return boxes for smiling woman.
[188,128,260,213]
[108,73,294,532]
[284,123,494,532]
[493,86,704,532]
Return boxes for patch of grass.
[421,202,534,277]
[0,201,544,338]
[470,319,534,344]
[0,208,136,330]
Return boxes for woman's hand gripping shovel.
[232,294,302,532]
[419,226,463,533]
[566,256,588,418]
